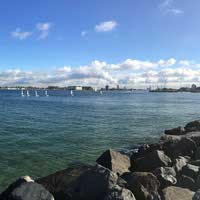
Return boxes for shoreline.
[2,121,200,199]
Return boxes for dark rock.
[194,174,200,190]
[104,185,136,200]
[193,189,200,200]
[153,167,177,188]
[1,182,54,200]
[185,132,200,146]
[96,149,131,175]
[131,143,163,160]
[174,156,189,173]
[133,150,172,172]
[163,137,197,159]
[37,164,91,200]
[177,175,196,191]
[194,148,200,160]
[165,126,185,135]
[185,121,200,133]
[162,186,194,200]
[182,164,199,180]
[189,160,200,166]
[68,164,118,200]
[121,172,160,200]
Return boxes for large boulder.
[162,186,194,200]
[185,121,200,133]
[96,149,131,175]
[163,137,197,159]
[182,164,199,180]
[153,167,177,188]
[1,181,54,200]
[37,164,91,200]
[165,126,185,135]
[68,164,118,200]
[133,150,172,172]
[104,185,136,200]
[121,172,160,200]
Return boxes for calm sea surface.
[0,90,200,190]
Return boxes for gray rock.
[153,167,177,188]
[174,156,189,173]
[134,150,172,172]
[97,149,131,175]
[182,164,199,180]
[177,175,196,191]
[69,164,118,200]
[162,186,194,200]
[0,176,34,199]
[165,126,185,135]
[37,164,91,200]
[121,172,160,200]
[104,185,136,200]
[193,189,200,200]
[185,121,200,133]
[2,182,54,200]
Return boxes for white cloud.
[11,28,32,40]
[95,21,117,32]
[2,58,200,88]
[158,58,176,67]
[36,22,52,39]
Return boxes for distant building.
[82,86,93,91]
[105,85,109,90]
[67,86,83,91]
[191,84,197,89]
[117,85,120,90]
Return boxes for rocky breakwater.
[3,120,200,199]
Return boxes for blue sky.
[0,0,200,88]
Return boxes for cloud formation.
[95,21,117,32]
[11,28,32,40]
[36,22,52,39]
[11,22,52,40]
[1,58,200,88]
[160,0,184,15]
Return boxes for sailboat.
[35,90,39,97]
[100,90,103,95]
[45,90,49,97]
[27,90,30,97]
[21,90,25,97]
[70,90,74,96]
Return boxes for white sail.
[100,90,103,95]
[27,90,30,97]
[21,90,25,97]
[70,90,74,96]
[45,90,49,97]
[35,90,39,97]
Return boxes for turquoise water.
[0,90,200,190]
